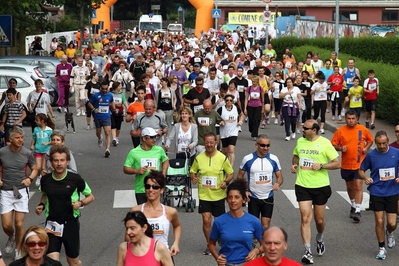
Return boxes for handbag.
[25,92,43,123]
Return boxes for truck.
[167,23,183,35]
[139,14,163,32]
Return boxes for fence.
[25,31,77,55]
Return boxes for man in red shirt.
[327,66,344,121]
[363,69,379,129]
[244,227,301,266]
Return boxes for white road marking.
[336,191,370,210]
[282,189,329,209]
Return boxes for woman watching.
[279,77,302,141]
[209,179,263,266]
[9,226,62,266]
[130,171,182,257]
[49,37,58,56]
[244,76,264,141]
[65,42,76,63]
[116,211,173,266]
[218,94,244,167]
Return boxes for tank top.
[124,238,160,266]
[343,67,357,90]
[141,203,171,250]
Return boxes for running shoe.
[296,128,301,134]
[316,240,325,256]
[244,117,248,123]
[64,108,68,113]
[370,124,375,129]
[76,110,81,116]
[86,125,91,130]
[105,149,110,158]
[350,207,355,218]
[338,115,342,121]
[261,120,266,129]
[203,246,211,255]
[14,249,22,260]
[387,229,396,249]
[98,134,103,148]
[326,108,330,113]
[271,112,275,118]
[5,237,15,254]
[35,176,41,187]
[291,133,296,139]
[251,137,257,141]
[57,107,62,113]
[112,139,117,147]
[341,108,346,117]
[280,121,284,126]
[274,118,278,125]
[319,129,325,134]
[365,121,370,128]
[238,126,242,132]
[376,247,387,260]
[332,115,335,121]
[285,136,290,141]
[353,211,361,223]
[116,139,120,146]
[301,251,314,264]
[266,116,270,125]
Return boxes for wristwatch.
[320,164,324,170]
[224,180,230,185]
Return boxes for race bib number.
[379,167,395,181]
[194,58,201,63]
[201,176,217,189]
[299,158,315,170]
[255,172,272,184]
[250,92,260,99]
[161,92,171,98]
[114,98,122,104]
[351,96,361,102]
[60,69,68,76]
[91,88,100,94]
[226,115,237,123]
[285,62,292,68]
[198,117,210,126]
[45,221,64,237]
[302,82,310,88]
[146,87,151,94]
[78,70,85,76]
[150,222,165,235]
[98,106,109,113]
[369,83,376,91]
[237,85,244,92]
[141,158,158,170]
[346,77,353,84]
[194,105,204,113]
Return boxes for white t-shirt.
[311,82,328,101]
[26,91,51,114]
[280,86,301,103]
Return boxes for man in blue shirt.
[88,81,115,157]
[359,130,399,260]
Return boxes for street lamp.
[335,0,339,56]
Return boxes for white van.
[139,14,163,32]
[167,24,183,35]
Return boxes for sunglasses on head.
[257,143,270,148]
[145,184,162,190]
[145,135,157,139]
[26,241,46,248]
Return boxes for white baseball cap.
[141,127,157,137]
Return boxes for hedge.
[289,45,399,125]
[271,37,399,66]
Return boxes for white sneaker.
[291,133,296,139]
[326,109,330,113]
[76,110,81,116]
[64,108,68,113]
[274,118,278,125]
[98,134,104,148]
[261,120,266,129]
[338,115,342,121]
[266,116,270,125]
[81,111,86,116]
[319,129,325,134]
[376,247,387,260]
[112,139,117,147]
[271,113,275,118]
[238,126,242,132]
[387,229,396,249]
[35,176,41,187]
[14,249,22,260]
[341,108,346,117]
[285,136,290,141]
[296,128,301,134]
[332,115,335,121]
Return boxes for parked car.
[0,70,55,107]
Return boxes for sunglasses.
[302,126,312,130]
[145,135,157,139]
[225,99,233,102]
[26,241,46,248]
[196,84,203,86]
[145,184,162,190]
[395,130,399,133]
[257,143,270,148]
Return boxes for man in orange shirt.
[126,85,145,147]
[331,109,373,222]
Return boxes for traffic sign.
[212,9,221,19]
[0,15,12,47]
[178,6,183,12]
[92,10,96,19]
[264,11,271,18]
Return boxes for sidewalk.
[323,109,395,141]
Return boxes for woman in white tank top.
[130,171,182,257]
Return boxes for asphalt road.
[1,107,398,266]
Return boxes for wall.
[25,31,77,55]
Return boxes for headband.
[24,231,37,242]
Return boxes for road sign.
[0,15,12,47]
[151,5,160,10]
[264,11,271,18]
[178,6,183,12]
[92,10,96,19]
[212,9,221,19]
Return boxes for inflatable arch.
[92,0,214,37]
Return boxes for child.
[363,69,379,129]
[348,76,363,119]
[1,88,27,146]
[30,113,55,186]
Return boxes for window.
[382,11,399,21]
[281,10,306,17]
[333,11,358,21]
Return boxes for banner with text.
[228,12,281,25]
